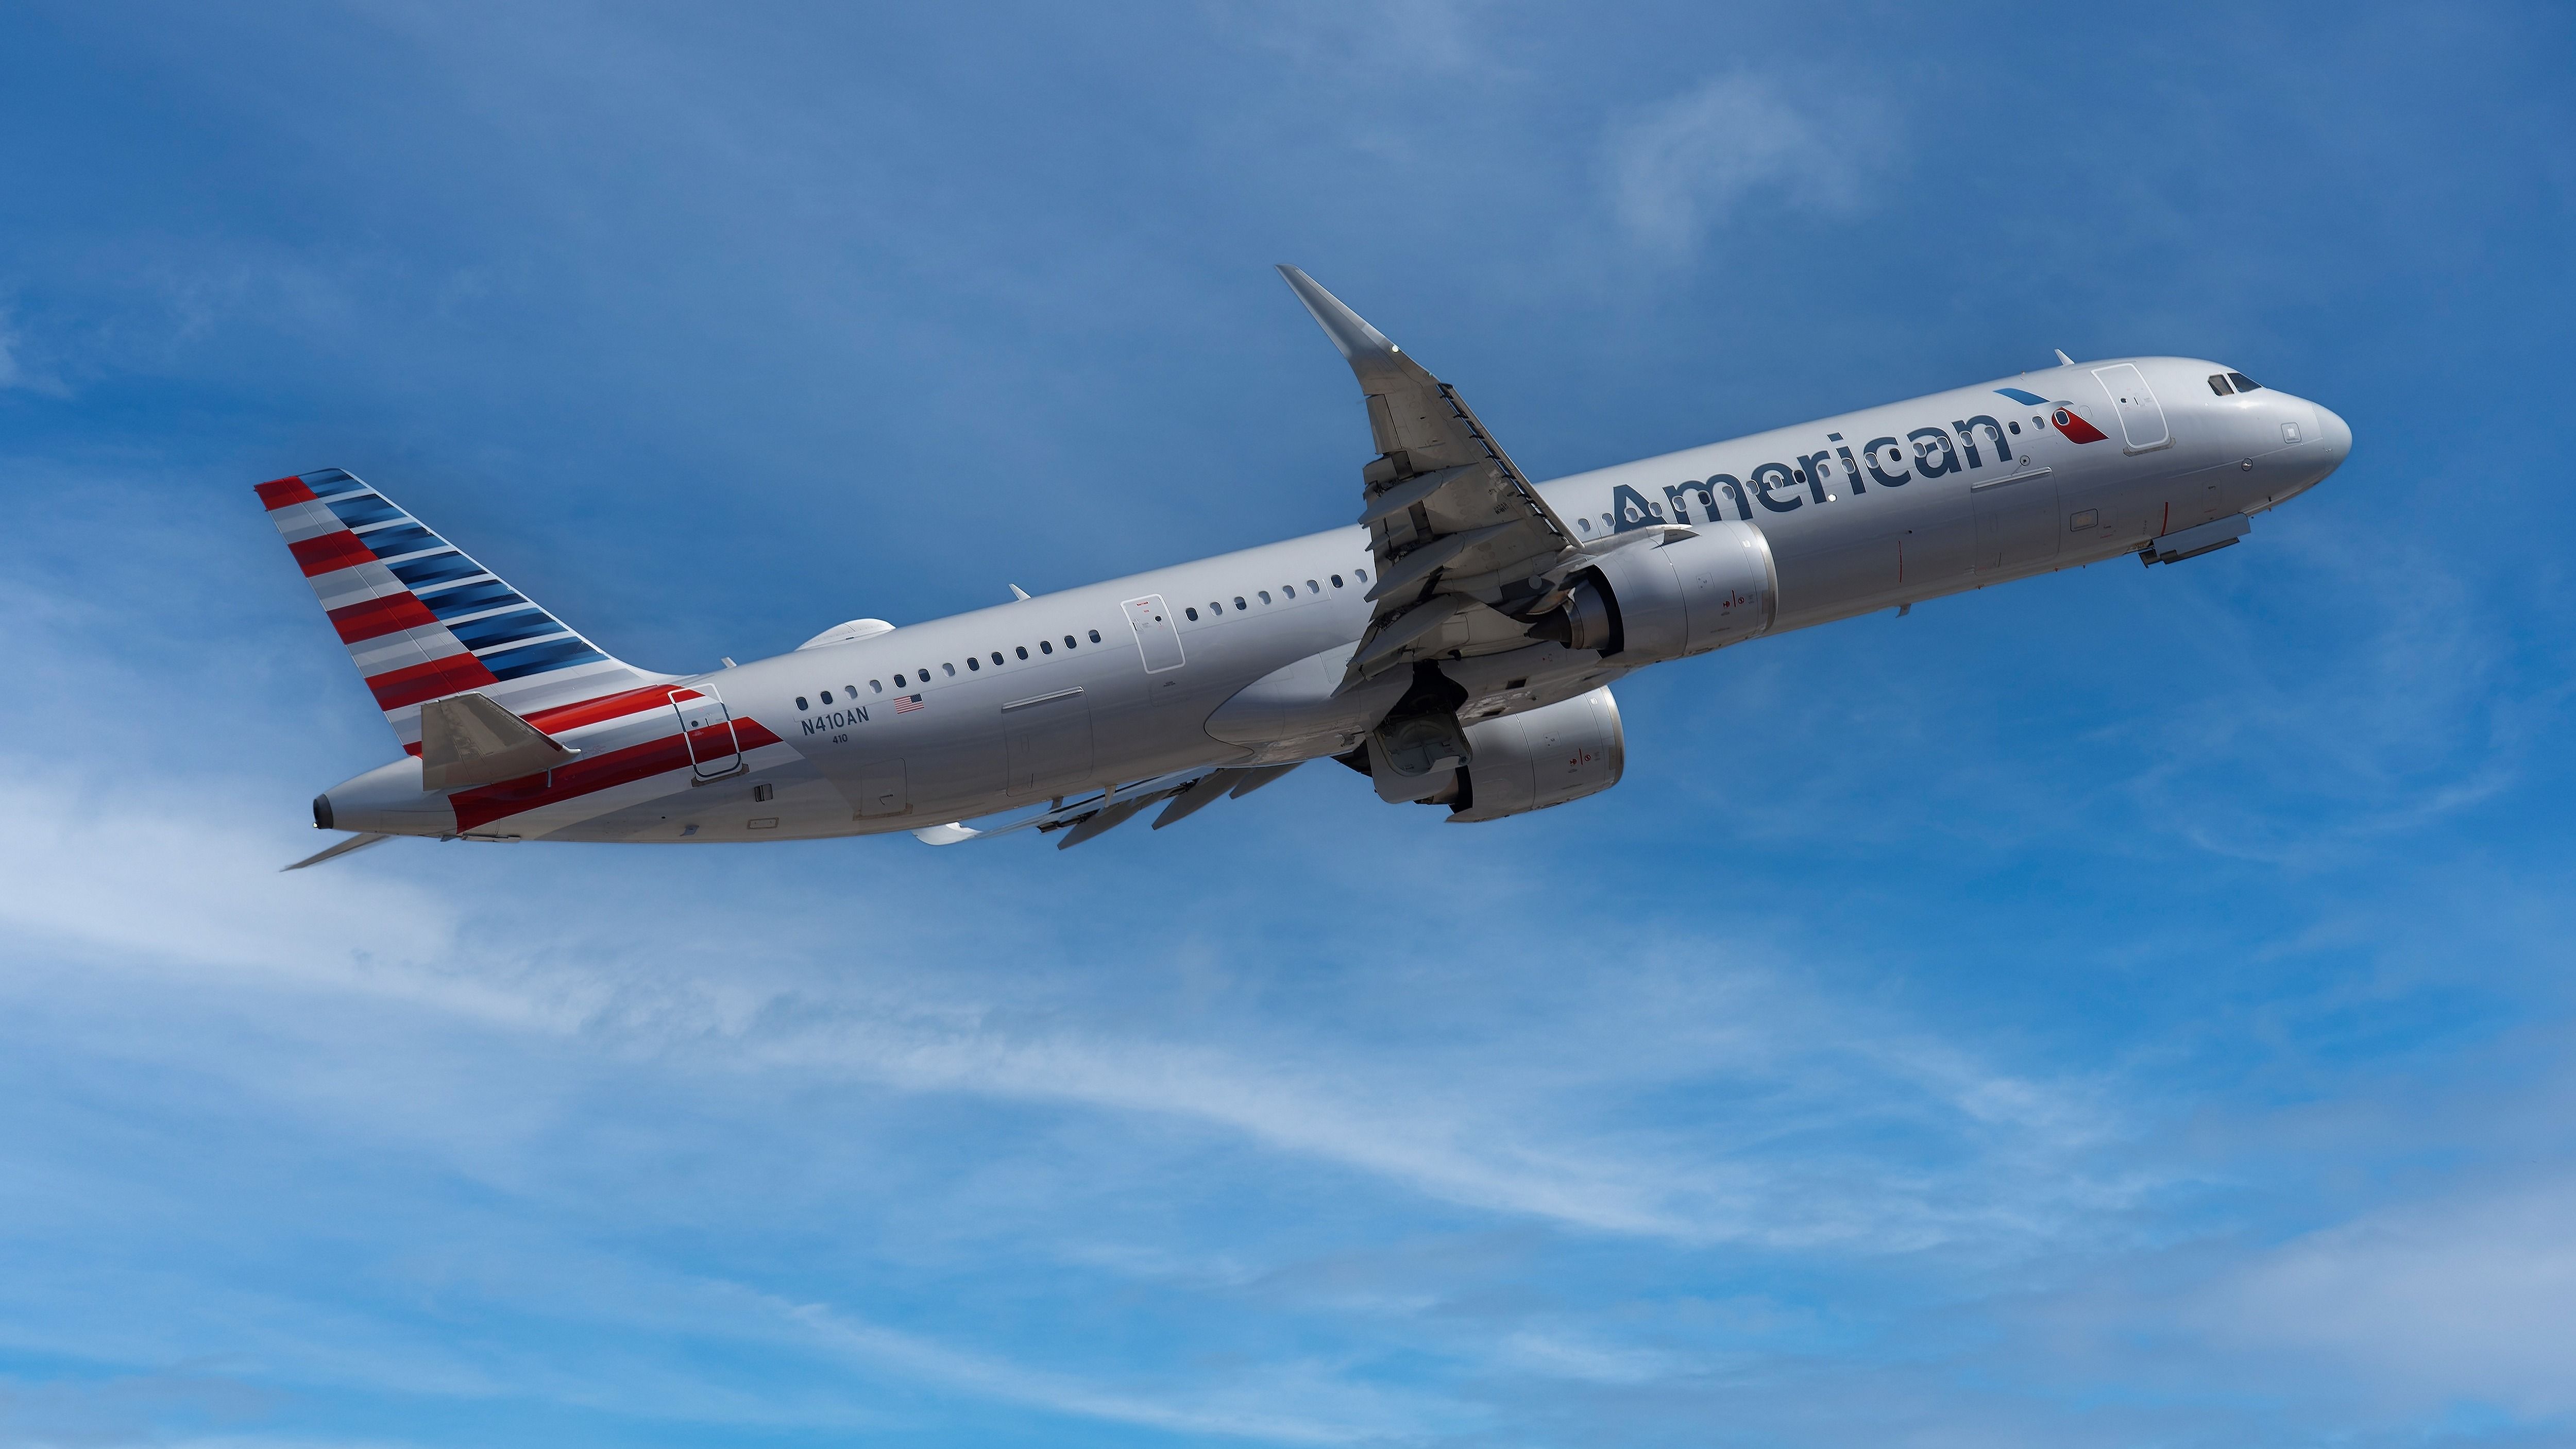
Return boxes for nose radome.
[2315,403,2352,465]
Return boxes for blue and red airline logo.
[1996,386,2107,444]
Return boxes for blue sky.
[3,2,2573,1445]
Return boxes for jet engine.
[1400,686,1624,823]
[1539,522,1777,664]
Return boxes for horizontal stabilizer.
[283,832,391,871]
[418,691,581,790]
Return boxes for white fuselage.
[321,355,2349,842]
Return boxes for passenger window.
[1040,640,1053,654]
[1185,607,1199,621]
[991,652,1004,666]
[2208,373,2234,396]
[870,680,882,692]
[2228,371,2263,393]
[795,696,809,710]
[1088,629,1100,643]
[1331,574,1344,587]
[1210,601,1223,614]
[846,685,858,696]
[917,667,928,680]
[1601,514,1613,529]
[1234,596,1247,610]
[1578,517,1592,532]
[2008,420,2021,434]
[942,662,956,676]
[1354,568,1367,583]
[1063,635,1076,649]
[968,656,980,671]
[1258,590,1271,604]
[820,690,833,704]
[893,673,906,687]
[1016,646,1030,659]
[1281,584,1295,597]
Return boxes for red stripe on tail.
[521,682,702,735]
[289,530,378,577]
[366,654,501,711]
[256,476,317,510]
[327,592,442,644]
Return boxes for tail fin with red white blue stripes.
[255,468,672,750]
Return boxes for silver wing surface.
[1276,266,1582,685]
[912,763,1301,849]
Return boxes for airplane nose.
[2314,403,2352,468]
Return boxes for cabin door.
[670,686,743,780]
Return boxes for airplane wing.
[912,763,1300,849]
[1276,266,1580,684]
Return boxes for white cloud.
[0,755,2130,1255]
[1602,75,1876,257]
[0,311,66,396]
[2190,1178,2576,1414]
[782,1296,1436,1444]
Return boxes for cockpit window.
[2227,371,2263,393]
[2208,373,2234,396]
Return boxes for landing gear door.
[671,685,743,779]
[2092,363,2171,454]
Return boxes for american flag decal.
[895,693,925,713]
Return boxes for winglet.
[1277,265,1414,391]
[1009,585,1031,601]
[2054,348,2075,366]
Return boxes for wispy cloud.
[782,1296,1435,1444]
[1601,75,1881,257]
[2,6,2571,1443]
[2187,1176,2576,1415]
[0,309,67,396]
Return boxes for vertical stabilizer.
[255,468,671,749]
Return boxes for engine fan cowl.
[1445,687,1625,823]
[1574,521,1778,664]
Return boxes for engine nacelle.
[1440,687,1624,823]
[1556,522,1777,664]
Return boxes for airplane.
[270,266,2351,868]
